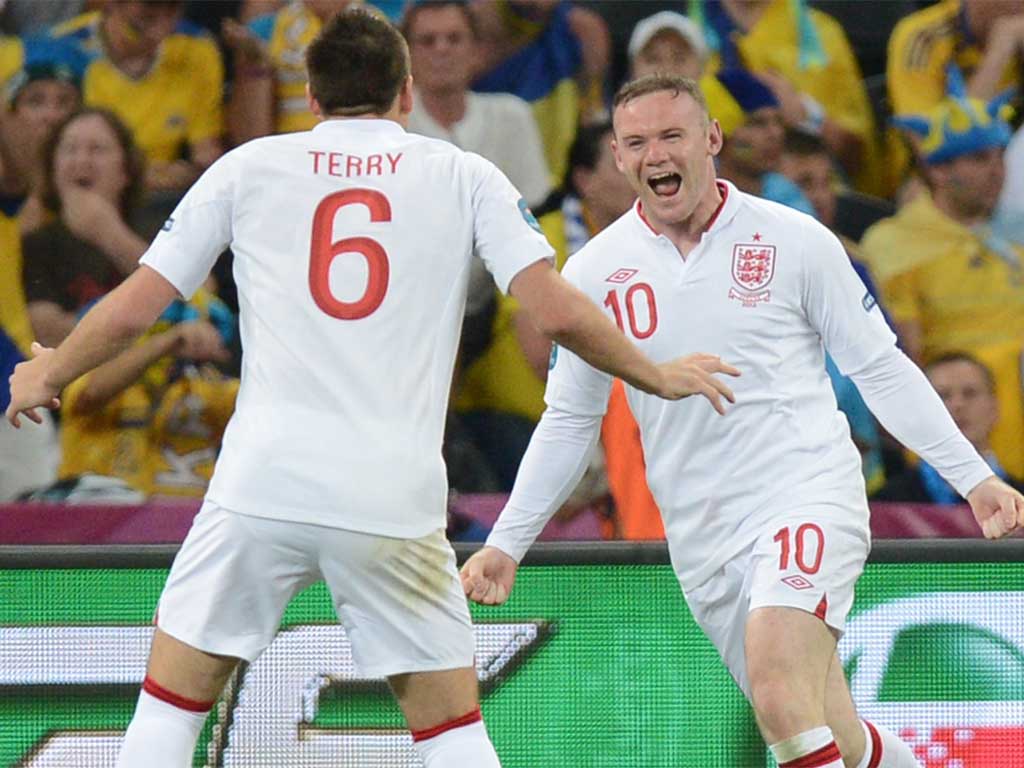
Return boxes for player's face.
[12,80,80,139]
[928,360,999,450]
[630,31,703,81]
[53,114,130,207]
[407,6,476,94]
[779,151,835,226]
[574,129,636,222]
[726,106,785,175]
[612,89,721,227]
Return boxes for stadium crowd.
[1,0,1023,538]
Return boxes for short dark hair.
[41,107,145,218]
[613,74,708,124]
[783,128,829,158]
[401,0,478,41]
[925,351,996,393]
[566,120,613,196]
[306,9,409,117]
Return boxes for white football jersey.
[547,181,897,589]
[140,119,553,537]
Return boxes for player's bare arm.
[6,266,181,427]
[509,260,740,412]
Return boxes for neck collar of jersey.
[634,179,738,238]
[312,118,407,135]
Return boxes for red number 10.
[309,188,391,320]
[604,283,658,339]
[773,523,825,574]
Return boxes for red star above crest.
[752,232,763,242]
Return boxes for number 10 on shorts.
[773,523,825,574]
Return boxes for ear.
[708,119,724,157]
[399,74,414,117]
[306,83,322,119]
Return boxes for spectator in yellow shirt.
[51,1,224,195]
[888,0,1023,119]
[860,80,1024,476]
[223,0,363,144]
[687,0,883,195]
[59,290,237,498]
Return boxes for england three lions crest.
[729,243,776,307]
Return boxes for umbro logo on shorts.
[781,574,814,590]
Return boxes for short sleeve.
[880,267,923,327]
[140,154,235,299]
[800,216,898,376]
[541,257,613,416]
[186,36,225,146]
[467,153,555,294]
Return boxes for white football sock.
[412,712,501,768]
[770,726,845,767]
[857,720,921,768]
[116,681,211,768]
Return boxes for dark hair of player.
[306,9,410,117]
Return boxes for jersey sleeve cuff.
[954,463,997,500]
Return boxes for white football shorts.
[682,511,869,698]
[156,501,475,678]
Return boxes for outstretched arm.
[6,266,180,427]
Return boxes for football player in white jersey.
[462,75,1024,768]
[6,20,741,768]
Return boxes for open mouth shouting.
[647,171,682,199]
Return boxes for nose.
[644,140,668,165]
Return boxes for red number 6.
[309,188,391,320]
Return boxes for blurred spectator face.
[53,113,131,208]
[964,0,1022,41]
[631,30,703,81]
[408,5,476,94]
[780,148,835,227]
[106,2,182,59]
[927,358,999,450]
[11,79,80,138]
[573,128,636,223]
[929,146,1005,221]
[726,106,784,175]
[612,88,720,226]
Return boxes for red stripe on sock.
[865,721,883,768]
[779,741,842,768]
[410,708,482,742]
[143,676,214,713]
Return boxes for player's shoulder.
[733,186,820,233]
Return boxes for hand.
[967,475,1024,539]
[174,321,230,364]
[460,546,518,605]
[60,186,123,247]
[5,342,61,428]
[654,353,741,413]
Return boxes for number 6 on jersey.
[309,188,391,320]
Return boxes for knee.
[748,669,824,742]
